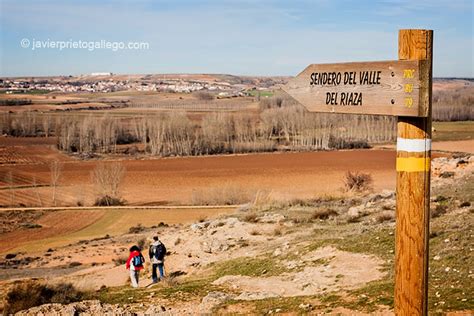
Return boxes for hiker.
[149,236,167,283]
[126,245,145,288]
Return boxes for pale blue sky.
[1,0,473,77]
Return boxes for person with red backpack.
[126,245,145,288]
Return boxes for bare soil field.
[0,129,459,208]
[1,149,403,207]
[432,139,474,154]
[0,207,236,254]
[378,139,474,154]
[0,209,107,253]
[433,78,473,91]
[0,137,68,166]
[0,102,115,112]
[0,153,471,314]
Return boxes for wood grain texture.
[395,29,433,316]
[283,60,429,116]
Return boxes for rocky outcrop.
[15,300,167,316]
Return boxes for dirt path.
[213,246,385,299]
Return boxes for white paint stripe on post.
[396,138,431,153]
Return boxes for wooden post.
[395,29,433,315]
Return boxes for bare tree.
[194,90,214,101]
[42,115,51,138]
[56,117,77,152]
[50,161,63,206]
[32,176,43,207]
[5,171,14,206]
[91,162,126,206]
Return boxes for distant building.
[90,72,113,76]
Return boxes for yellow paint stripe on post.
[396,157,431,172]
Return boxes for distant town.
[0,72,289,96]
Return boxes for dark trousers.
[152,263,164,282]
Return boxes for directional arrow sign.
[282,60,429,117]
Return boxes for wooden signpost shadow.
[283,29,433,315]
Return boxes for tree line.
[1,106,397,157]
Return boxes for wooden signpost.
[283,29,433,315]
[283,60,429,117]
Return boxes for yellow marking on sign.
[403,69,415,78]
[404,97,413,107]
[396,157,430,172]
[404,83,413,93]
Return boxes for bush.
[92,162,126,205]
[273,227,282,236]
[434,195,448,203]
[68,261,82,268]
[460,201,471,208]
[376,211,395,223]
[4,281,84,314]
[431,205,448,218]
[439,171,455,178]
[21,222,42,229]
[0,98,32,106]
[94,195,125,206]
[113,255,128,266]
[312,208,338,220]
[128,224,145,234]
[328,136,370,150]
[344,171,373,192]
[137,238,146,251]
[194,91,214,101]
[258,95,296,110]
[249,229,260,236]
[243,213,258,223]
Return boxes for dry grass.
[272,227,283,236]
[194,91,215,101]
[344,171,373,192]
[375,211,395,223]
[250,190,274,210]
[433,85,474,121]
[191,185,256,206]
[4,281,85,315]
[250,229,261,236]
[137,238,146,251]
[197,215,207,223]
[431,205,448,218]
[312,208,339,220]
[128,224,145,234]
[113,255,128,266]
[243,213,259,223]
